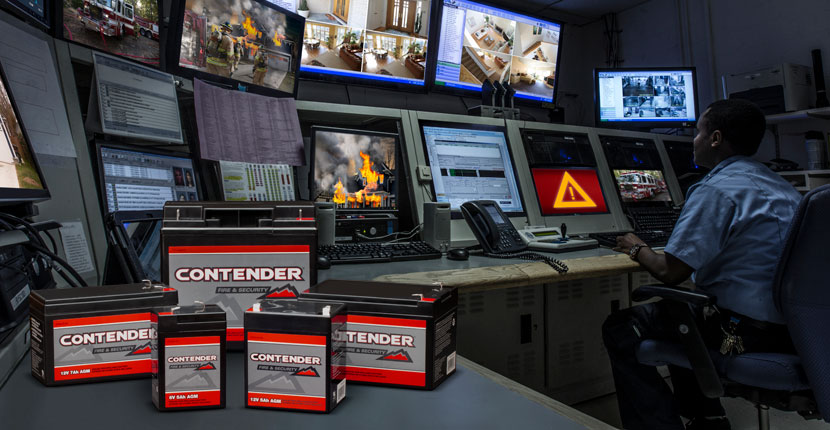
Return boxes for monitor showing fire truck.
[62,0,161,67]
[311,127,399,212]
[611,169,672,204]
[175,0,303,94]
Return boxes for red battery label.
[51,313,153,382]
[160,336,222,409]
[343,315,427,387]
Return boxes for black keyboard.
[589,230,673,248]
[628,206,682,232]
[319,241,443,264]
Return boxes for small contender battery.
[244,300,346,413]
[152,304,226,411]
[29,282,178,386]
[301,280,457,390]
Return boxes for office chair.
[631,184,830,430]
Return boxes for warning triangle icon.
[553,172,597,209]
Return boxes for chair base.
[723,382,821,420]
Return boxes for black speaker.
[812,49,829,108]
[493,81,506,108]
[314,202,335,246]
[423,202,451,251]
[481,80,495,106]
[503,83,516,109]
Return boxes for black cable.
[0,213,47,248]
[26,242,88,288]
[44,230,58,254]
[483,251,569,273]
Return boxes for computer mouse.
[446,248,470,261]
[317,255,332,270]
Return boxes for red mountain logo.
[378,349,413,363]
[196,362,216,371]
[258,284,300,300]
[293,366,320,377]
[126,341,152,356]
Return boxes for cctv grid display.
[597,69,697,124]
[434,0,562,102]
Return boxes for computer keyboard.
[628,206,682,232]
[318,241,443,264]
[589,230,673,248]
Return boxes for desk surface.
[0,353,615,430]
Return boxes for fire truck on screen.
[77,0,159,40]
[617,171,666,201]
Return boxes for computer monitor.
[0,61,49,204]
[3,0,51,30]
[664,139,708,199]
[595,67,699,129]
[96,143,200,213]
[59,0,162,67]
[169,0,304,97]
[600,135,673,206]
[420,121,524,216]
[310,127,399,212]
[289,0,433,89]
[433,0,563,103]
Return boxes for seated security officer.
[604,99,801,430]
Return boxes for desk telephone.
[460,200,568,273]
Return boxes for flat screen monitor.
[60,0,162,67]
[287,0,433,88]
[433,0,562,103]
[420,121,524,215]
[310,127,399,212]
[0,61,49,203]
[664,139,708,198]
[601,135,672,206]
[170,0,304,97]
[595,67,698,128]
[4,0,51,30]
[97,144,200,213]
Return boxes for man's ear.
[710,130,723,149]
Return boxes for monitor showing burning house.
[62,0,162,66]
[311,127,398,211]
[175,0,303,95]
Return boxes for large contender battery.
[161,201,317,347]
[245,300,346,413]
[301,280,457,390]
[29,283,178,386]
[152,304,226,411]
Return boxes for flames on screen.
[332,153,386,208]
[315,132,395,209]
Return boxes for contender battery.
[245,300,346,413]
[152,304,226,411]
[29,282,178,386]
[161,201,317,348]
[301,280,457,390]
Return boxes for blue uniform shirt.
[664,155,801,324]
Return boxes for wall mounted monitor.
[0,61,49,203]
[3,0,51,31]
[96,143,200,213]
[59,0,162,67]
[169,0,304,97]
[595,67,699,129]
[420,121,524,216]
[433,0,562,103]
[310,126,400,213]
[600,135,673,206]
[664,139,708,199]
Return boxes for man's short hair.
[701,99,767,156]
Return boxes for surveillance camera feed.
[313,130,397,210]
[178,0,301,93]
[62,0,161,66]
[612,169,671,203]
[597,69,697,123]
[0,73,44,191]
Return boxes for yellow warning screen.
[532,168,608,215]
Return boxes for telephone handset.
[460,200,569,273]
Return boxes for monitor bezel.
[308,125,403,215]
[426,0,565,106]
[599,135,674,208]
[0,60,50,204]
[2,0,51,32]
[167,0,304,98]
[418,119,526,219]
[594,66,700,130]
[94,141,201,215]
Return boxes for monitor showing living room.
[434,0,562,102]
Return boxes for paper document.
[220,160,295,202]
[59,221,95,274]
[194,79,305,166]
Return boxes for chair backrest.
[773,184,830,420]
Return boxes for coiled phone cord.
[482,251,569,274]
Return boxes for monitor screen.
[531,168,608,216]
[0,62,48,203]
[596,68,698,126]
[311,127,398,210]
[522,130,595,167]
[434,0,562,103]
[99,145,199,212]
[62,0,162,67]
[175,0,303,95]
[612,169,672,204]
[5,0,50,29]
[421,122,523,214]
[290,0,432,87]
[664,139,708,198]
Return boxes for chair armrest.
[632,284,716,307]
